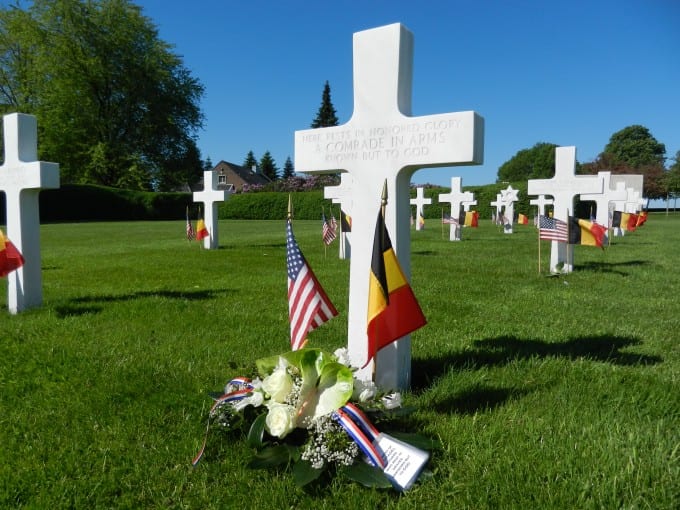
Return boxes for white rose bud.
[261,366,293,403]
[352,378,377,402]
[265,402,297,438]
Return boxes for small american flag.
[322,212,337,245]
[287,220,338,350]
[442,213,459,225]
[330,212,338,233]
[539,215,568,242]
[186,209,195,241]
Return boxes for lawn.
[1,215,678,509]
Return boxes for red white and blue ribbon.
[333,403,386,469]
[192,379,254,467]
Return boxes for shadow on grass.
[429,384,533,415]
[54,288,230,317]
[577,259,652,276]
[412,334,662,390]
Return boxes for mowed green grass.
[1,215,678,509]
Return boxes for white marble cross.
[500,185,520,234]
[410,187,431,231]
[527,146,603,272]
[580,172,628,227]
[193,170,232,249]
[461,197,477,212]
[490,193,503,224]
[324,173,354,259]
[438,176,473,241]
[294,23,484,389]
[0,113,59,314]
[529,194,553,217]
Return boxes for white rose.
[333,347,351,367]
[261,365,293,403]
[352,378,377,402]
[265,402,297,438]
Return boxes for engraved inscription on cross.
[527,146,603,273]
[0,113,59,314]
[324,173,354,259]
[193,170,232,249]
[294,23,484,389]
[410,187,431,231]
[438,177,473,241]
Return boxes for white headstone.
[580,172,628,227]
[461,197,477,212]
[500,185,519,234]
[324,173,354,259]
[527,146,603,273]
[529,194,553,217]
[193,170,232,249]
[0,113,59,314]
[294,23,484,389]
[438,176,473,241]
[490,193,503,224]
[410,187,431,231]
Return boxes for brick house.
[207,160,271,192]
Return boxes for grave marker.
[0,113,59,314]
[410,187,431,231]
[324,173,354,259]
[527,146,603,272]
[438,177,474,241]
[530,194,553,217]
[294,23,484,389]
[580,172,628,227]
[500,185,519,233]
[490,193,503,224]
[193,170,232,249]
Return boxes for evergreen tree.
[282,156,295,179]
[203,156,213,171]
[243,150,258,172]
[259,151,278,181]
[311,81,339,128]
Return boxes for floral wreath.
[193,347,437,491]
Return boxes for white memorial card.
[374,433,429,491]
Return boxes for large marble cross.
[0,113,59,314]
[438,176,473,241]
[580,172,628,226]
[410,187,431,231]
[527,146,603,273]
[193,170,232,249]
[324,173,354,259]
[294,23,484,389]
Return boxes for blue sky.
[137,0,679,188]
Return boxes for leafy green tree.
[311,80,338,128]
[497,142,559,182]
[581,125,667,199]
[281,156,295,179]
[0,0,204,191]
[603,125,665,168]
[242,150,258,172]
[662,151,680,208]
[259,151,278,181]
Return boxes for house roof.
[214,160,271,187]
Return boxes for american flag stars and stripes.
[538,215,568,242]
[322,212,337,245]
[287,220,338,350]
[186,212,195,241]
[442,213,459,225]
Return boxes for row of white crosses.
[296,23,484,390]
[488,185,520,233]
[0,114,60,314]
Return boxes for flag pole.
[287,194,292,222]
[537,209,541,274]
[441,208,444,239]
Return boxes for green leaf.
[292,460,324,487]
[342,463,393,489]
[246,413,267,448]
[247,445,292,469]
